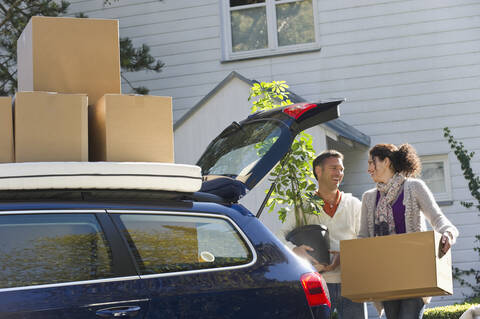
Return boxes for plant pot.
[286,224,330,265]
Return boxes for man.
[283,150,367,319]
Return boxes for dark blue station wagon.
[0,100,342,319]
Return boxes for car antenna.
[256,152,290,218]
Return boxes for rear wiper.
[219,121,243,138]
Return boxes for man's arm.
[292,245,320,265]
[352,196,362,237]
[319,195,362,272]
[314,251,339,272]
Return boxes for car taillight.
[300,272,331,308]
[282,103,317,120]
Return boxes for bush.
[423,298,480,319]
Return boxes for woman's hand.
[440,233,452,254]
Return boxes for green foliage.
[119,37,164,94]
[423,297,480,319]
[443,128,480,210]
[249,81,320,227]
[443,127,480,299]
[0,0,163,96]
[249,81,291,113]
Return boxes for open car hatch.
[196,100,344,201]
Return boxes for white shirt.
[277,192,362,283]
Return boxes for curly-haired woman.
[359,143,459,319]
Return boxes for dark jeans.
[383,298,425,319]
[327,283,367,319]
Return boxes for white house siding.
[173,76,252,165]
[68,0,480,311]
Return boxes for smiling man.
[290,150,368,319]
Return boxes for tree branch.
[0,0,23,29]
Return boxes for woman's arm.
[413,179,459,244]
[358,192,371,238]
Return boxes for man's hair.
[312,150,344,180]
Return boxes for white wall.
[174,77,252,164]
[68,0,480,309]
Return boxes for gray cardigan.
[359,178,459,243]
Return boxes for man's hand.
[314,250,340,273]
[292,244,320,265]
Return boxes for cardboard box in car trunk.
[340,231,452,302]
[14,92,88,162]
[0,97,14,163]
[89,94,173,162]
[17,16,120,106]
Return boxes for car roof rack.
[0,188,227,204]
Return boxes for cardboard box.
[17,16,121,105]
[0,97,14,163]
[340,231,452,302]
[14,92,88,162]
[89,94,173,162]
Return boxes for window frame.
[420,154,452,203]
[108,210,257,279]
[220,0,321,61]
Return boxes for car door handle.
[96,306,141,318]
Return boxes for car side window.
[116,214,253,275]
[0,214,115,289]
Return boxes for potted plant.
[249,81,330,265]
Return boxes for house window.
[420,155,452,202]
[221,0,319,61]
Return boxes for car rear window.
[0,214,115,289]
[197,120,284,178]
[116,214,254,275]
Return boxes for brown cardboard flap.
[348,287,452,303]
[89,96,107,162]
[0,97,14,163]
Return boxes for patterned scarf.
[374,173,406,236]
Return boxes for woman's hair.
[369,143,421,177]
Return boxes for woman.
[359,143,459,319]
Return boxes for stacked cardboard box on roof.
[17,16,121,106]
[12,16,174,163]
[90,94,173,162]
[14,92,88,162]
